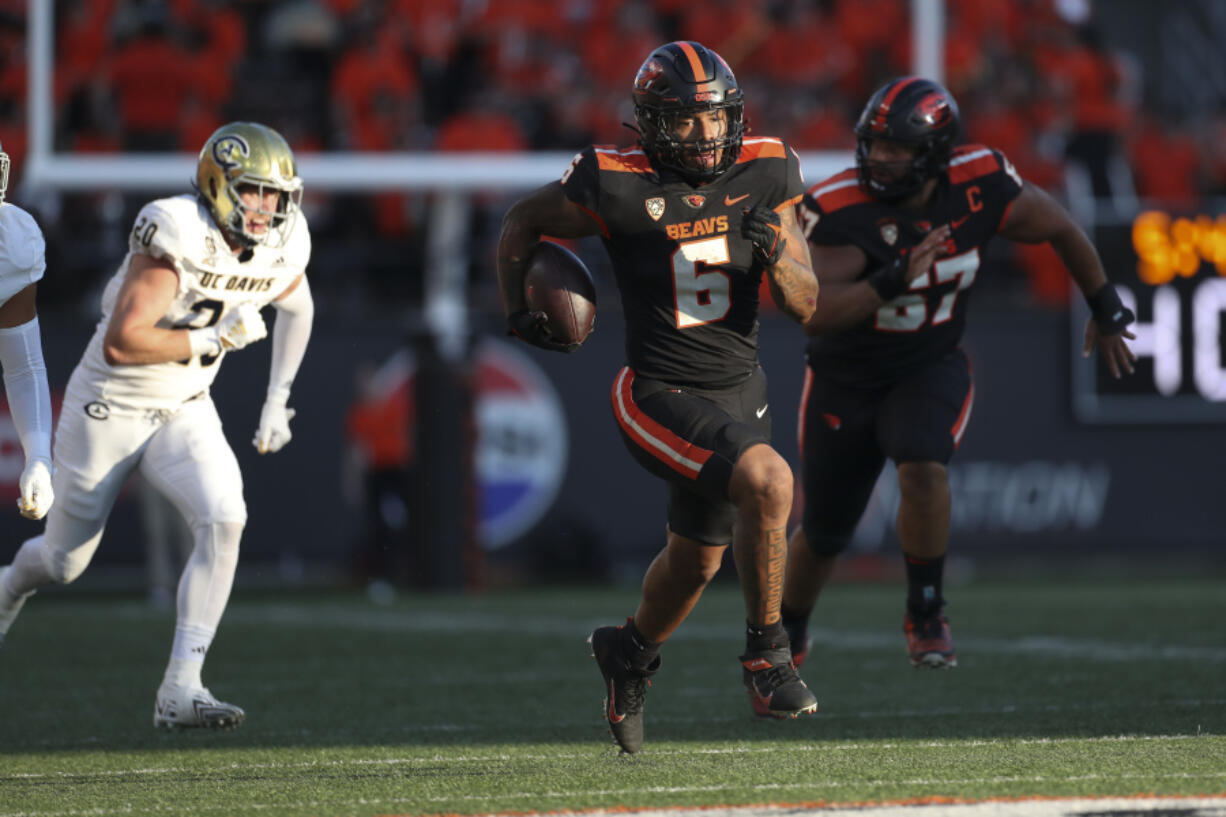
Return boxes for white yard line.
[2,793,1226,817]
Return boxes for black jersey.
[562,137,804,389]
[800,144,1024,387]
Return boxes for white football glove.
[253,398,295,454]
[216,302,268,351]
[16,458,53,520]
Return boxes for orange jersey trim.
[595,148,653,174]
[572,201,609,239]
[736,137,787,163]
[808,169,871,213]
[948,145,1001,184]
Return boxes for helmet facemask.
[855,136,946,200]
[636,98,745,183]
[215,173,303,249]
[0,147,10,205]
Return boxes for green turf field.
[0,577,1222,817]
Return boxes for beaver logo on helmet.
[634,59,665,92]
[914,92,953,128]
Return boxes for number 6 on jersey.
[672,236,731,328]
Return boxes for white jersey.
[0,202,47,306]
[71,194,311,410]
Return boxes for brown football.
[523,241,597,347]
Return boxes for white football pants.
[9,382,247,637]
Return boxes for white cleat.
[0,566,33,649]
[153,682,246,730]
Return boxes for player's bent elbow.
[102,334,140,366]
[102,341,126,366]
[781,297,817,325]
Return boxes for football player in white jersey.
[0,140,54,522]
[0,122,315,730]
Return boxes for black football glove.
[507,309,579,353]
[741,206,786,266]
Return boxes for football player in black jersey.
[498,41,820,752]
[765,77,1136,709]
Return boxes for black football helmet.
[854,77,960,200]
[632,41,745,182]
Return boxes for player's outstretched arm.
[746,206,818,324]
[254,274,313,454]
[498,181,601,351]
[999,183,1137,378]
[0,283,54,519]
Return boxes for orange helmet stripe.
[675,41,712,94]
[872,77,920,131]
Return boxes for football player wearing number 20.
[0,122,314,730]
[499,41,819,754]
[773,77,1136,702]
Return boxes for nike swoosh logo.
[951,215,969,229]
[606,681,625,723]
[755,404,768,419]
[725,193,749,206]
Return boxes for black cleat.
[904,611,957,669]
[742,646,818,720]
[588,625,658,754]
[749,637,811,718]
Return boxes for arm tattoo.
[767,256,818,323]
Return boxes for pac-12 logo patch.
[645,197,666,221]
[879,222,898,246]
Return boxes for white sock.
[163,624,214,688]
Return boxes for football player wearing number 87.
[0,122,314,730]
[499,41,819,754]
[771,78,1137,701]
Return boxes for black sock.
[779,605,809,651]
[904,553,945,616]
[620,618,661,673]
[745,619,790,654]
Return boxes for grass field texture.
[0,578,1222,817]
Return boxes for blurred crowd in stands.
[2,0,1226,314]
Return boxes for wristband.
[1085,284,1135,335]
[865,257,907,301]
